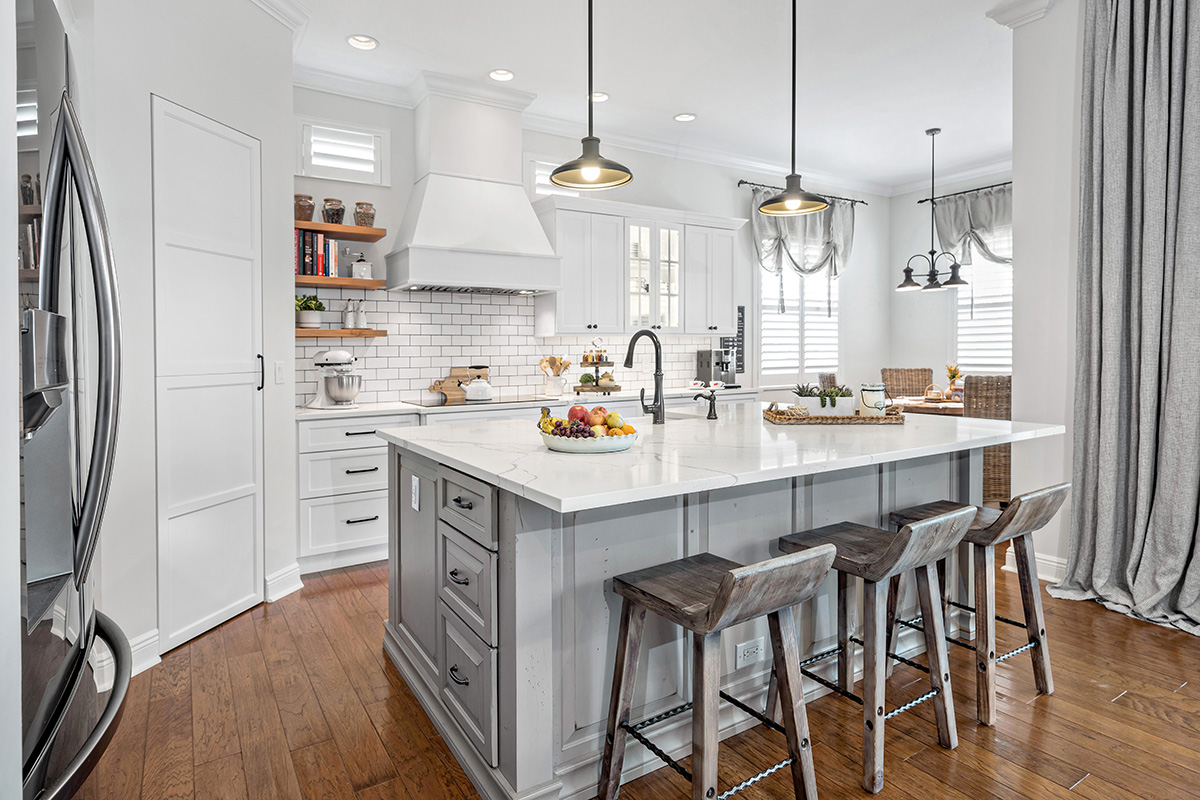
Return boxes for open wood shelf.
[20,205,42,219]
[18,269,39,283]
[295,328,387,339]
[295,274,385,290]
[294,219,386,243]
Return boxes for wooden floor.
[79,553,1200,800]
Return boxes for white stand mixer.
[308,349,362,409]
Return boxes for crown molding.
[888,158,1013,198]
[293,64,416,109]
[247,0,310,31]
[987,0,1057,28]
[413,72,537,113]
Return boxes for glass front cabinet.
[626,220,684,333]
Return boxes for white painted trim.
[246,0,310,31]
[413,71,536,113]
[293,65,416,109]
[130,628,161,676]
[888,159,1014,197]
[987,0,1058,28]
[1003,548,1067,584]
[265,562,304,601]
[298,542,388,574]
[531,194,747,232]
[15,21,33,47]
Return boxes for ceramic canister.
[860,383,891,417]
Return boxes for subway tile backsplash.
[295,289,721,406]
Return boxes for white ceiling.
[291,0,1012,195]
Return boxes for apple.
[591,405,608,417]
[590,425,607,438]
[586,408,607,427]
[568,405,589,423]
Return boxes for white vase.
[296,309,321,329]
[544,376,566,398]
[792,397,847,416]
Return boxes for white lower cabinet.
[298,491,389,556]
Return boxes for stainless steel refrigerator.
[18,2,130,797]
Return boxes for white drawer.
[438,602,497,767]
[298,414,418,454]
[438,522,497,646]
[299,448,388,499]
[298,491,388,557]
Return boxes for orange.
[621,425,635,435]
[607,428,622,437]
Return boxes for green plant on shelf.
[295,295,324,311]
[793,383,853,408]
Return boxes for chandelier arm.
[906,253,933,270]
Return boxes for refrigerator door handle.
[40,93,122,588]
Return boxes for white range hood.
[387,73,560,294]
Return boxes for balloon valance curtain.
[933,184,1013,265]
[750,186,855,314]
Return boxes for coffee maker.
[697,348,737,386]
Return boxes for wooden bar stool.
[777,507,975,794]
[599,546,837,800]
[888,483,1071,726]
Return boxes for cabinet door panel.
[553,211,591,334]
[657,223,684,332]
[625,220,654,331]
[590,214,625,333]
[710,229,738,334]
[684,225,712,334]
[398,459,440,681]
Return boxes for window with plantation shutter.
[528,158,579,198]
[759,246,839,384]
[297,118,390,186]
[955,227,1013,375]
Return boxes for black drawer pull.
[344,430,376,437]
[449,665,470,686]
[345,515,379,525]
[345,466,379,475]
[451,496,474,511]
[448,568,470,586]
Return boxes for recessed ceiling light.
[590,92,609,103]
[347,34,378,50]
[674,113,697,122]
[489,69,515,82]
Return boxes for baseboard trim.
[129,628,161,676]
[298,543,388,575]
[265,562,304,602]
[1002,548,1067,584]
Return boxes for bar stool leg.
[862,579,887,794]
[769,608,819,800]
[884,573,902,679]
[914,564,958,750]
[936,557,951,630]
[1014,533,1054,695]
[837,572,853,691]
[973,543,997,726]
[693,631,721,800]
[599,599,647,800]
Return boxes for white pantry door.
[152,97,264,651]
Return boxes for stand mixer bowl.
[324,373,361,404]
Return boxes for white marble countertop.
[376,401,1066,513]
[295,387,758,421]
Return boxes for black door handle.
[449,665,470,686]
[257,354,264,391]
[344,430,376,437]
[345,466,379,475]
[448,568,470,586]
[451,496,474,510]
[345,515,379,525]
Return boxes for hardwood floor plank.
[320,568,379,619]
[356,778,416,800]
[220,611,261,658]
[142,646,195,800]
[365,694,473,800]
[300,576,394,706]
[291,739,359,800]
[252,601,332,750]
[190,630,241,765]
[86,669,153,799]
[343,563,390,616]
[194,754,250,800]
[227,651,305,800]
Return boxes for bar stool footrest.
[947,600,1027,630]
[717,758,795,800]
[719,690,785,735]
[883,688,940,721]
[849,635,930,674]
[897,616,977,651]
[996,639,1039,663]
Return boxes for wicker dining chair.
[819,372,839,391]
[963,375,1012,504]
[880,368,933,398]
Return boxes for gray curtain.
[1049,0,1200,633]
[750,187,855,312]
[933,184,1013,265]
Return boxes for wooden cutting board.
[429,366,488,405]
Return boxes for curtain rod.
[737,179,868,206]
[917,180,1012,204]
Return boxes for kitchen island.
[376,402,1064,800]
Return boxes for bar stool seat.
[600,546,837,800]
[778,506,975,794]
[890,501,1002,536]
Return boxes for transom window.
[296,118,390,186]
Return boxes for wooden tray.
[574,384,621,394]
[763,402,904,425]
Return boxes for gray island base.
[376,402,1064,800]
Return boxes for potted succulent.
[792,383,854,416]
[295,295,324,329]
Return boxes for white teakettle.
[463,375,493,402]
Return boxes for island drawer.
[298,415,417,454]
[438,522,497,646]
[299,448,388,499]
[438,602,497,767]
[437,468,497,549]
[298,490,389,556]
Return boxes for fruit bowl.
[540,430,638,454]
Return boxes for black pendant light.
[758,0,828,216]
[550,0,632,190]
[898,128,967,292]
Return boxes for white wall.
[69,0,296,667]
[1010,0,1084,576]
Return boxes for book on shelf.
[293,226,341,278]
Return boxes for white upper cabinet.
[684,225,738,335]
[534,207,624,336]
[626,220,684,333]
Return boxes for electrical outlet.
[735,637,765,670]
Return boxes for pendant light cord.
[790,0,797,175]
[929,131,936,252]
[587,0,594,138]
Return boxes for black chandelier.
[897,128,967,292]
